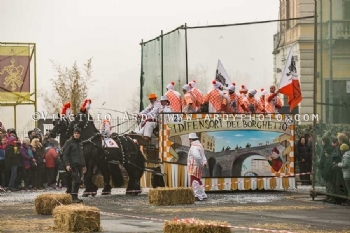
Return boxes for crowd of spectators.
[0,124,66,192]
[295,132,350,205]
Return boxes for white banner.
[215,59,232,88]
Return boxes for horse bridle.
[82,132,109,155]
[52,117,70,136]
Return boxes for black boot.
[71,182,82,203]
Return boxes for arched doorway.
[231,153,265,176]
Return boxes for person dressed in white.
[135,94,172,141]
[101,119,112,137]
[135,93,161,140]
[158,96,175,124]
[158,96,173,113]
[187,133,208,201]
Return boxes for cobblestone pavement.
[0,186,349,233]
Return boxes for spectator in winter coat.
[45,142,58,189]
[336,143,350,206]
[319,136,337,203]
[31,138,45,190]
[296,137,312,185]
[5,136,21,191]
[331,133,349,198]
[63,127,86,203]
[0,137,6,188]
[20,138,36,190]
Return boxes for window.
[344,0,350,19]
[325,80,350,123]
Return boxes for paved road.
[1,187,349,233]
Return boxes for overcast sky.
[0,0,279,131]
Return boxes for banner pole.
[139,39,144,112]
[14,104,17,129]
[329,0,333,123]
[161,30,164,96]
[185,23,188,84]
[312,0,318,190]
[34,43,38,127]
[320,0,323,122]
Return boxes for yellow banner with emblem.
[0,46,31,102]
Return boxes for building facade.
[273,0,315,121]
[274,0,350,124]
[199,132,216,152]
[316,0,350,124]
[179,132,215,152]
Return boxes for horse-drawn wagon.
[134,113,296,191]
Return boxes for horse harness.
[82,132,164,176]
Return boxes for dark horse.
[68,112,146,195]
[51,114,124,196]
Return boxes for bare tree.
[41,58,94,114]
[128,87,140,114]
[188,65,209,93]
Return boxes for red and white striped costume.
[225,93,242,113]
[165,91,182,112]
[189,80,204,108]
[265,92,283,113]
[238,85,248,113]
[165,82,182,112]
[259,88,268,111]
[183,92,196,113]
[191,89,203,108]
[188,140,207,178]
[203,81,226,113]
[187,135,207,200]
[242,90,265,113]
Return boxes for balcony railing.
[328,20,350,40]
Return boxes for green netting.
[313,0,350,201]
[163,29,187,94]
[140,38,161,110]
[141,22,279,105]
[186,23,277,94]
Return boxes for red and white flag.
[278,45,302,111]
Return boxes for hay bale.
[93,174,105,188]
[164,218,231,233]
[149,187,195,206]
[53,204,101,232]
[35,193,72,215]
[93,174,128,188]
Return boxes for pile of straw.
[93,174,128,188]
[148,187,195,206]
[53,204,101,232]
[34,193,72,215]
[93,174,105,188]
[164,218,231,233]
